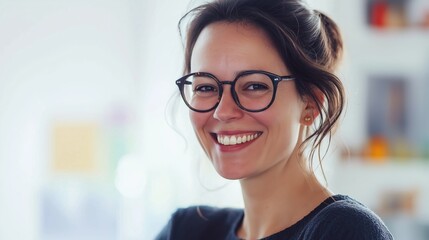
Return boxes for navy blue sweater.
[156,195,394,240]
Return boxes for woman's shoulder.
[302,195,394,240]
[156,205,243,240]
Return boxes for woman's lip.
[213,130,262,135]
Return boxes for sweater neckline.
[231,194,348,240]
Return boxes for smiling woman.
[188,22,305,181]
[156,0,394,239]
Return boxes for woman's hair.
[178,0,345,170]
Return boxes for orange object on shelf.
[365,135,389,162]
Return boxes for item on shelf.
[387,3,407,28]
[422,140,429,160]
[423,11,429,28]
[362,73,428,161]
[368,0,429,29]
[364,135,389,162]
[407,0,429,28]
[368,0,407,29]
[389,137,415,160]
[370,0,389,28]
[378,188,419,216]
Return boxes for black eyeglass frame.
[175,70,295,113]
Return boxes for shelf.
[338,158,429,169]
[345,28,429,72]
[332,159,429,194]
[365,27,429,41]
[330,159,429,225]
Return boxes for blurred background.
[0,0,428,239]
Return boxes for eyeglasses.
[175,70,295,112]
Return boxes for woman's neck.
[237,154,331,240]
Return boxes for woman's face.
[190,22,307,180]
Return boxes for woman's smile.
[210,131,263,153]
[213,131,262,146]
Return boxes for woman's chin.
[214,167,248,180]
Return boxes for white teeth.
[217,133,260,146]
[223,137,229,145]
[230,136,237,145]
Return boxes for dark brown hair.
[179,0,345,168]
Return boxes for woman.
[157,0,393,239]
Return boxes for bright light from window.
[115,154,146,198]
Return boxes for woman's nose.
[213,86,244,121]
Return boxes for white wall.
[0,0,137,239]
[0,0,235,239]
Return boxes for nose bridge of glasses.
[219,80,234,87]
[218,80,238,100]
[220,80,234,84]
[213,80,243,119]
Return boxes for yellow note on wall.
[52,122,99,173]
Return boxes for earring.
[304,116,312,122]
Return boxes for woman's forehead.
[190,22,288,75]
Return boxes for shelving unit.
[330,159,429,239]
[331,159,429,209]
[330,0,429,239]
[335,0,429,154]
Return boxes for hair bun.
[314,10,343,71]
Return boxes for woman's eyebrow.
[235,69,265,75]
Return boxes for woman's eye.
[195,85,217,93]
[245,83,269,91]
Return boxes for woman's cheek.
[189,111,205,131]
[189,111,212,144]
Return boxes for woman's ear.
[300,89,325,126]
